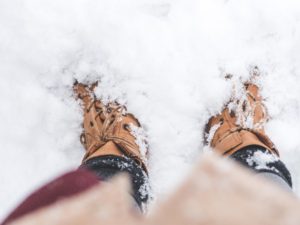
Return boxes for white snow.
[1,0,300,220]
[205,122,222,145]
[129,123,149,165]
[246,150,279,171]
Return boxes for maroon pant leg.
[1,169,100,225]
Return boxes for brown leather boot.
[204,80,279,157]
[73,81,148,173]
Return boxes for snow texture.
[246,150,279,171]
[205,122,221,145]
[1,0,300,219]
[129,123,149,165]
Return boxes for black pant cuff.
[230,145,293,188]
[80,155,149,208]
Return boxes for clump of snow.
[226,76,266,131]
[129,123,149,166]
[1,0,300,220]
[246,151,280,172]
[205,122,221,145]
[139,176,152,210]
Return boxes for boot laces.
[83,99,141,154]
[229,83,268,132]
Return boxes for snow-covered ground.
[1,0,300,219]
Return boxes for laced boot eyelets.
[220,118,225,125]
[123,124,130,131]
[80,133,87,145]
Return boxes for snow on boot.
[73,81,148,173]
[204,76,279,157]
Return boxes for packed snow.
[246,149,279,171]
[1,0,300,219]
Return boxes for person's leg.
[73,82,150,207]
[204,73,292,190]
